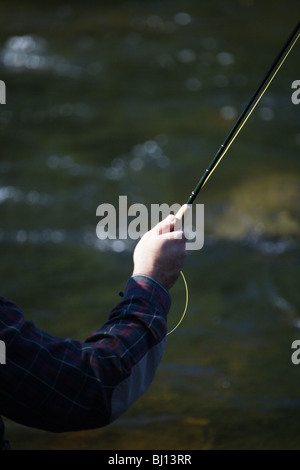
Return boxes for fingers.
[174,204,191,221]
[132,214,188,291]
[159,230,188,241]
[152,215,177,235]
[148,215,188,245]
[151,215,188,238]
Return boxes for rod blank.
[186,22,300,205]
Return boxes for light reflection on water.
[0,34,84,78]
[2,227,130,253]
[0,185,53,205]
[46,137,170,179]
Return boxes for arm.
[0,216,186,433]
[0,276,169,432]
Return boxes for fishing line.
[167,270,189,336]
[171,22,300,334]
[184,21,300,206]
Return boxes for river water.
[0,0,300,449]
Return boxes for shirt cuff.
[124,274,171,315]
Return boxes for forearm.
[0,276,170,432]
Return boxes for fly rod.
[176,21,300,220]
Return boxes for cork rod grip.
[175,204,191,221]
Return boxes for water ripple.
[0,34,84,78]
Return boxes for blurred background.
[0,0,299,450]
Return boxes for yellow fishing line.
[186,23,300,203]
[201,28,300,191]
[168,24,299,336]
[167,270,189,336]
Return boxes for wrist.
[132,264,171,291]
[131,273,170,296]
[127,274,171,314]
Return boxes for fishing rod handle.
[174,204,192,238]
[175,204,192,221]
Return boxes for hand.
[132,215,187,291]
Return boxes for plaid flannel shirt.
[0,275,170,433]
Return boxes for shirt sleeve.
[0,275,171,432]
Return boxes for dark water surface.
[0,0,300,449]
